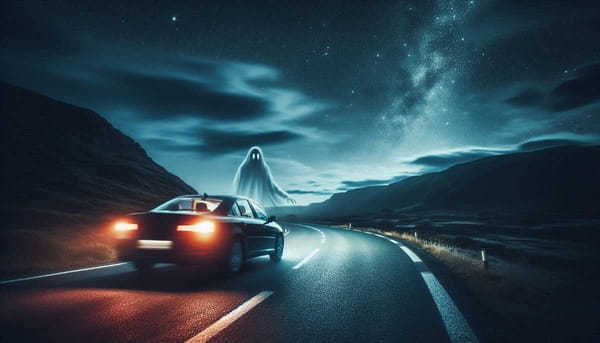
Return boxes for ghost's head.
[247,146,263,165]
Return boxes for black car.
[114,195,284,273]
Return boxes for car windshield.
[152,197,223,213]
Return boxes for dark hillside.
[302,145,600,218]
[0,83,196,231]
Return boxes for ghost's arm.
[270,182,296,204]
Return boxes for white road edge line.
[334,226,479,343]
[0,262,128,285]
[400,246,423,263]
[186,291,274,343]
[292,248,320,270]
[421,272,479,343]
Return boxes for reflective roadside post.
[348,222,352,229]
[481,249,488,269]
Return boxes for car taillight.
[115,222,138,231]
[177,221,215,234]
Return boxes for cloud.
[518,137,596,151]
[96,69,270,121]
[286,189,333,196]
[146,128,302,156]
[410,149,501,168]
[505,63,600,112]
[410,134,600,170]
[199,129,302,154]
[549,63,600,111]
[1,45,326,127]
[339,175,407,190]
[504,89,544,107]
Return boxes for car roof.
[175,194,254,202]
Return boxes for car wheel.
[133,260,154,272]
[270,234,284,263]
[222,240,243,274]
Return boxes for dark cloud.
[94,70,270,121]
[505,89,544,107]
[199,129,302,154]
[146,129,302,156]
[505,64,600,113]
[549,64,600,111]
[339,175,407,190]
[518,138,591,151]
[287,189,333,196]
[410,136,600,171]
[410,150,499,168]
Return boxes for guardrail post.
[481,249,488,269]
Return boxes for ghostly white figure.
[233,146,296,206]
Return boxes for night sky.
[2,0,600,204]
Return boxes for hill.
[0,83,196,231]
[298,145,600,219]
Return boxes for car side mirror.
[265,215,276,224]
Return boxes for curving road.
[0,224,479,342]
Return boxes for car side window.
[251,201,269,221]
[235,200,255,218]
[228,203,241,217]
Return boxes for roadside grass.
[0,225,117,277]
[338,225,599,343]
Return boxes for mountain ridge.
[0,82,196,230]
[274,145,600,219]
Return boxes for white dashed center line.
[292,248,320,270]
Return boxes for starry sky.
[2,0,600,205]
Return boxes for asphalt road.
[0,224,479,343]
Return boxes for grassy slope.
[0,83,196,276]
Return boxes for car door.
[235,199,263,256]
[249,200,277,252]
